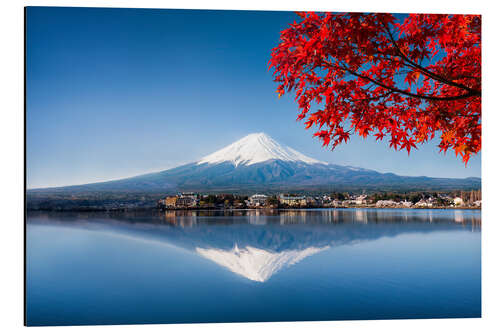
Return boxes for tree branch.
[381,22,481,96]
[338,62,479,101]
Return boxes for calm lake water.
[26,209,481,326]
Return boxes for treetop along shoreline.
[26,206,480,213]
[27,189,481,212]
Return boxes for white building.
[415,199,433,207]
[453,197,464,206]
[400,200,413,208]
[249,194,268,206]
[176,192,199,207]
[279,194,307,206]
[322,195,332,203]
[376,200,397,207]
[354,194,367,205]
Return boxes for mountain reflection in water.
[28,209,480,282]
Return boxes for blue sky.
[26,7,481,189]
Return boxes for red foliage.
[269,13,481,164]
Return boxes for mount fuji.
[31,132,480,193]
[197,132,326,167]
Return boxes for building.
[322,195,332,204]
[176,192,198,207]
[164,196,178,207]
[415,199,433,207]
[279,194,307,207]
[453,197,464,206]
[180,192,197,200]
[354,194,367,205]
[306,196,321,206]
[330,199,343,207]
[249,194,268,207]
[375,200,397,207]
[176,196,196,207]
[161,193,199,208]
[400,200,413,208]
[157,198,166,208]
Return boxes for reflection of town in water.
[159,209,481,229]
[28,209,480,282]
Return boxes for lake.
[26,209,481,326]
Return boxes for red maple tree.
[269,13,481,164]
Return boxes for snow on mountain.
[197,132,327,167]
[196,244,329,282]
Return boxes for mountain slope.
[29,132,481,193]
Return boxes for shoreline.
[26,205,481,213]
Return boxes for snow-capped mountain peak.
[196,245,329,282]
[197,132,327,167]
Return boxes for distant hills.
[29,133,481,194]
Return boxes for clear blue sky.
[26,7,481,189]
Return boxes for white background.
[0,0,498,332]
